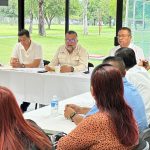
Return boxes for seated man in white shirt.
[10,29,43,112]
[109,27,145,62]
[10,29,43,68]
[45,30,88,73]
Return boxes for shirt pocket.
[58,54,67,64]
[72,55,79,66]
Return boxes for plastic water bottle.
[50,95,59,116]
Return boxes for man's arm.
[73,46,88,72]
[23,59,41,68]
[10,57,20,68]
[10,57,41,68]
[138,59,150,70]
[45,65,55,72]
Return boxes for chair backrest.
[135,138,149,150]
[140,128,150,143]
[83,62,94,74]
[43,60,50,66]
[88,62,94,68]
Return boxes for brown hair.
[91,64,138,146]
[0,86,52,150]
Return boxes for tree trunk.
[45,16,50,29]
[29,10,33,33]
[38,0,45,36]
[83,0,88,35]
[48,17,54,30]
[109,16,112,28]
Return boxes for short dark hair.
[18,29,30,38]
[66,30,77,37]
[115,47,137,69]
[118,27,132,36]
[102,56,125,76]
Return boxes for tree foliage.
[0,0,17,17]
[88,0,116,25]
[25,0,38,19]
[0,0,133,32]
[44,0,65,29]
[69,0,82,20]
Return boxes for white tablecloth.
[24,92,95,133]
[0,68,91,104]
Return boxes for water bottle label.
[51,100,58,108]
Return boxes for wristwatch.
[70,112,77,121]
[71,67,74,72]
[22,63,25,68]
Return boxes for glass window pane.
[25,0,65,62]
[70,0,116,65]
[126,0,150,59]
[0,0,18,65]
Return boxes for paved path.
[0,36,16,39]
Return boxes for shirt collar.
[60,44,78,54]
[20,40,33,51]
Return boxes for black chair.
[43,59,50,66]
[140,128,150,144]
[88,62,94,68]
[135,138,149,150]
[84,62,94,74]
[134,128,150,150]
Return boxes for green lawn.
[0,24,115,66]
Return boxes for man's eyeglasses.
[66,39,76,43]
[117,35,130,38]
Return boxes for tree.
[38,0,45,36]
[109,0,116,27]
[44,0,64,29]
[82,0,88,35]
[0,0,17,17]
[25,0,38,33]
[87,0,116,27]
[87,0,98,25]
[69,0,82,20]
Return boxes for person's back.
[123,77,148,131]
[115,48,150,124]
[126,65,150,123]
[58,112,134,150]
[85,77,148,132]
[102,56,148,131]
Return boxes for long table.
[0,68,91,104]
[24,92,95,133]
